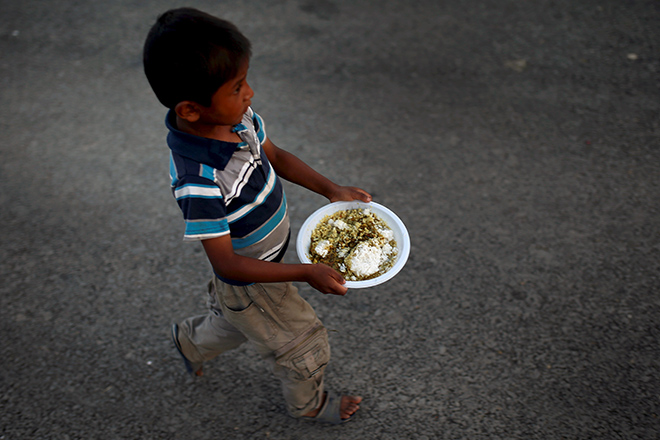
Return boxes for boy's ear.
[174,101,201,123]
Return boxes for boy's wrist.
[299,263,315,284]
[323,183,343,202]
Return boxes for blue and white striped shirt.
[166,108,290,269]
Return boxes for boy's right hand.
[305,263,349,296]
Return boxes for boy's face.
[198,60,253,127]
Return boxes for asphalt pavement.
[1,0,659,439]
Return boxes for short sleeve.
[172,175,230,241]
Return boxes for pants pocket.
[275,325,330,381]
[222,300,278,343]
[220,283,254,312]
[217,282,277,342]
[258,282,290,309]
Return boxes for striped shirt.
[166,108,290,277]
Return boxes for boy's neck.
[175,116,241,143]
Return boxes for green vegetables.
[309,208,397,281]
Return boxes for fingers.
[324,272,348,295]
[329,268,348,295]
[351,187,372,203]
[325,272,348,295]
[316,282,347,296]
[330,284,349,296]
[329,186,372,203]
[308,264,349,295]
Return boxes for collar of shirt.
[165,110,241,171]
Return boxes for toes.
[340,395,362,419]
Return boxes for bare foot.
[303,394,363,420]
[339,395,362,419]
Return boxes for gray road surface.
[1,0,659,439]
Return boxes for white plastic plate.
[296,201,410,289]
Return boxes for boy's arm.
[202,234,349,295]
[261,138,372,203]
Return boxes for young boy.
[143,8,370,424]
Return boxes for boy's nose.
[245,82,254,100]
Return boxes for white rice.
[309,208,398,281]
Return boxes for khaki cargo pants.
[175,277,329,417]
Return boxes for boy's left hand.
[328,186,372,203]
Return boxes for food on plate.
[308,208,398,281]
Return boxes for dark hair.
[143,8,252,108]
